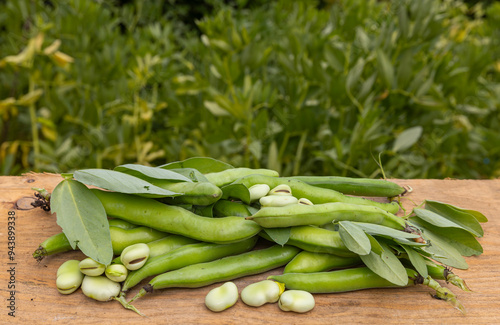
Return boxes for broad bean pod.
[128,245,300,306]
[269,268,464,312]
[285,176,405,197]
[247,202,406,230]
[261,226,357,257]
[231,175,400,214]
[113,235,199,264]
[110,226,168,255]
[121,236,258,292]
[269,267,416,293]
[213,199,253,218]
[33,225,169,261]
[204,168,279,187]
[284,251,362,273]
[92,189,261,244]
[154,180,222,206]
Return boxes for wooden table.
[1,173,499,324]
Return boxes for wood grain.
[0,174,499,324]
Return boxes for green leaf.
[114,164,192,182]
[411,217,483,257]
[159,157,234,174]
[360,240,408,286]
[354,222,421,240]
[411,219,469,269]
[263,228,291,246]
[376,48,394,89]
[392,126,423,152]
[51,179,113,265]
[220,183,251,204]
[338,221,371,255]
[346,58,365,91]
[425,200,484,237]
[401,245,428,278]
[366,233,385,255]
[414,208,465,229]
[74,169,180,198]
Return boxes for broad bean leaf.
[411,219,469,269]
[401,245,428,278]
[338,221,371,255]
[353,222,421,240]
[159,157,234,174]
[360,240,408,286]
[220,183,251,204]
[51,179,113,265]
[424,200,485,237]
[263,228,291,246]
[114,164,192,182]
[411,217,483,257]
[74,169,180,198]
[366,233,385,255]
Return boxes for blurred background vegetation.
[1,0,499,178]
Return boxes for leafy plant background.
[1,0,499,179]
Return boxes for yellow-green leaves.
[51,179,113,265]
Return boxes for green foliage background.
[1,0,499,178]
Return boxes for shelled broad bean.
[33,159,486,317]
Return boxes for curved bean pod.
[269,267,415,293]
[261,226,357,257]
[33,225,169,261]
[92,189,261,244]
[204,168,279,187]
[268,268,465,312]
[128,245,300,306]
[213,199,253,218]
[232,175,400,214]
[110,227,168,255]
[154,181,222,206]
[285,176,405,197]
[247,202,406,229]
[113,235,199,264]
[121,236,258,292]
[284,251,362,273]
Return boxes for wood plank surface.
[0,173,499,324]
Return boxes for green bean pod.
[111,227,169,255]
[261,226,357,257]
[33,226,170,261]
[33,232,73,261]
[113,235,199,264]
[107,219,139,230]
[204,168,280,187]
[231,175,400,214]
[122,236,258,292]
[285,176,405,197]
[154,181,222,206]
[128,245,300,305]
[269,267,415,293]
[213,199,253,218]
[268,267,465,312]
[92,189,261,244]
[247,202,405,229]
[284,251,362,273]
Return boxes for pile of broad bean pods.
[33,157,487,315]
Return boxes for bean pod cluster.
[34,159,486,316]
